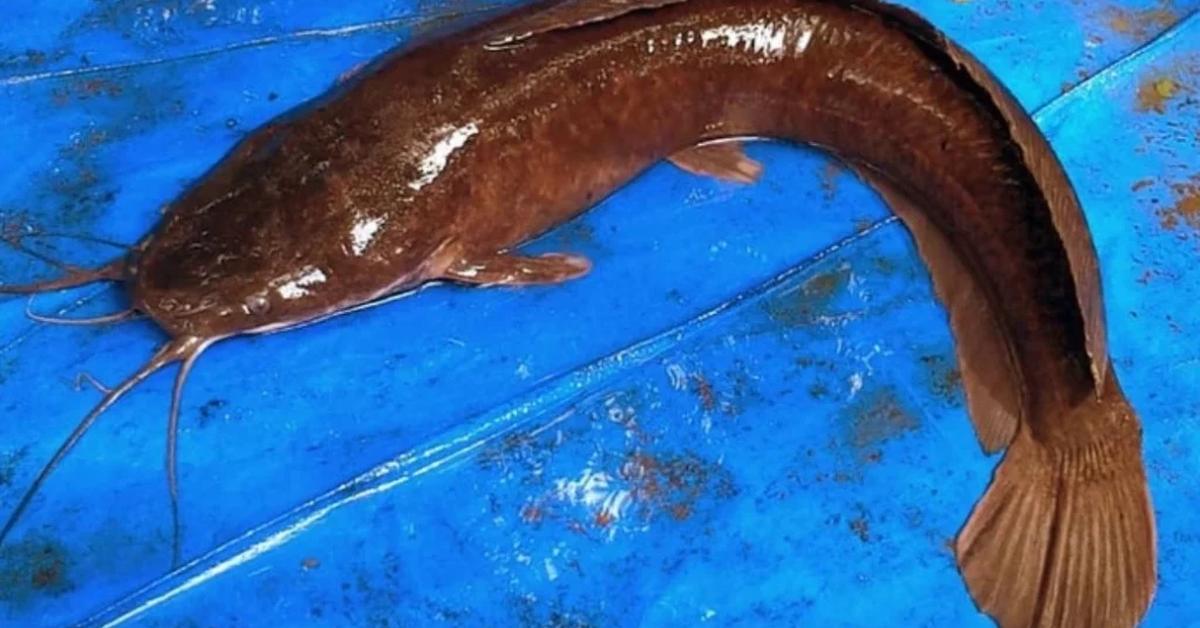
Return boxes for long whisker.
[0,258,125,295]
[16,231,132,251]
[0,336,203,548]
[8,245,78,273]
[25,300,140,326]
[165,339,214,568]
[74,372,113,395]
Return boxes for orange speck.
[520,504,543,523]
[1136,77,1182,113]
[691,374,717,411]
[1131,178,1155,192]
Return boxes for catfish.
[0,1,1155,625]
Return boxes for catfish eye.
[245,293,271,315]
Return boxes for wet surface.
[0,0,1198,625]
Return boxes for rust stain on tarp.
[690,374,717,411]
[1137,76,1183,113]
[1133,54,1199,118]
[51,78,124,106]
[920,354,964,404]
[849,504,872,543]
[803,268,846,300]
[846,389,920,452]
[762,264,852,327]
[1132,178,1156,192]
[0,48,61,74]
[478,429,550,473]
[0,447,29,489]
[0,537,74,607]
[1106,1,1179,40]
[1156,175,1200,232]
[510,448,737,536]
[620,451,737,523]
[819,162,842,200]
[27,68,189,232]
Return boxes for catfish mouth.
[134,292,225,337]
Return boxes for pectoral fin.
[849,163,1024,453]
[484,0,690,48]
[669,141,764,184]
[442,252,592,287]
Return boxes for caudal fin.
[955,425,1156,627]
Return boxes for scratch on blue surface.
[0,1,530,81]
[0,7,511,88]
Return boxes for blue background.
[1,0,1198,625]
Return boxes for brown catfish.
[0,0,1154,625]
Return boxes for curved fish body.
[0,1,1154,626]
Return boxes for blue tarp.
[1,0,1197,625]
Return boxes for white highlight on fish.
[276,266,328,300]
[350,215,386,256]
[701,21,789,58]
[794,24,815,54]
[409,122,481,191]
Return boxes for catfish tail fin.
[955,398,1156,627]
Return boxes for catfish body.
[0,1,1154,626]
[139,1,1086,387]
[140,0,1100,414]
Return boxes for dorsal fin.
[853,0,1108,394]
[851,164,1023,453]
[483,0,689,48]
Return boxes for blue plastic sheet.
[0,1,1197,625]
